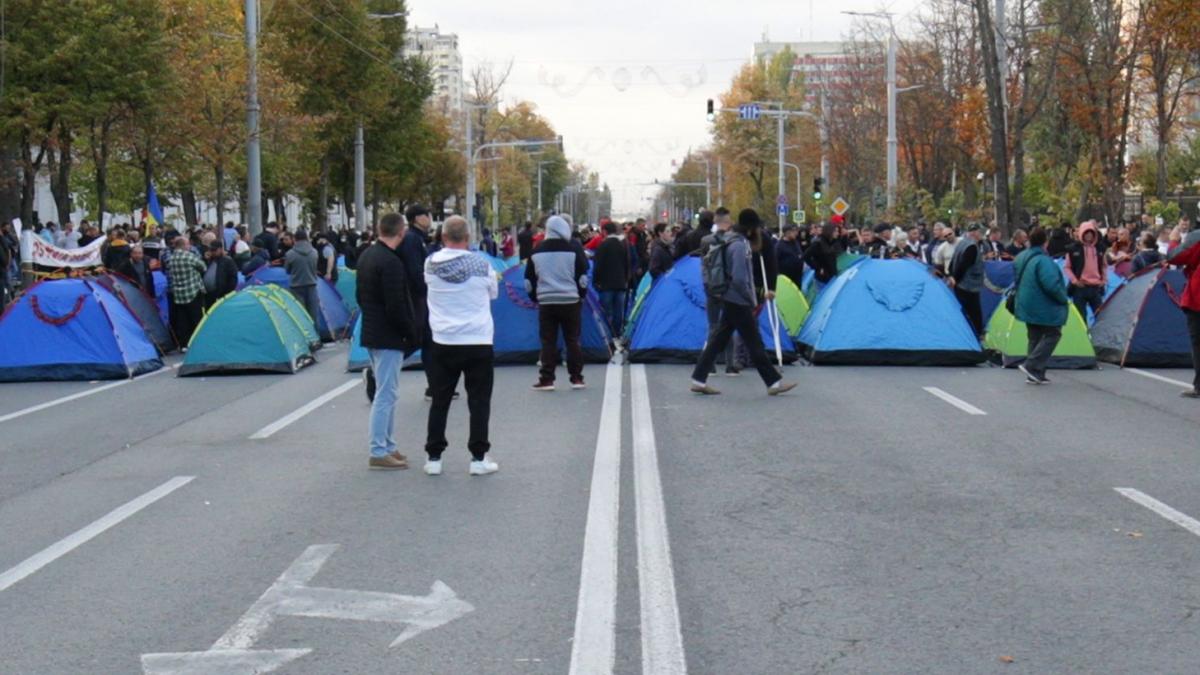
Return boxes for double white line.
[570,364,687,675]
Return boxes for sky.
[408,0,920,217]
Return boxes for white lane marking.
[1126,368,1193,390]
[0,363,180,425]
[249,379,360,439]
[142,648,312,675]
[922,386,988,416]
[1115,488,1200,538]
[631,365,687,675]
[0,476,194,593]
[569,363,623,675]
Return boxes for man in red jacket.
[1167,230,1200,398]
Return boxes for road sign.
[831,197,850,216]
[776,194,788,206]
[141,545,474,674]
[738,104,761,120]
[777,204,790,216]
[793,209,806,224]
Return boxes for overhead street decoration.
[141,544,474,674]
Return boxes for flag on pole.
[143,182,165,236]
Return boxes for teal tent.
[335,268,358,314]
[179,289,316,376]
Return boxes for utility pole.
[244,0,262,236]
[777,112,787,231]
[886,32,897,212]
[354,121,366,231]
[716,159,724,206]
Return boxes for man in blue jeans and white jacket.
[423,216,500,476]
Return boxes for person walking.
[284,229,322,332]
[949,224,986,337]
[1012,227,1070,385]
[422,216,500,476]
[1064,220,1107,319]
[690,209,797,396]
[525,215,590,391]
[1167,230,1200,398]
[166,235,207,348]
[592,221,630,340]
[699,208,741,374]
[357,213,420,470]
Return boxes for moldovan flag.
[143,182,165,236]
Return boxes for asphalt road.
[1,351,1198,674]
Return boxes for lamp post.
[783,162,802,214]
[243,0,262,235]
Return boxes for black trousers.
[171,295,205,347]
[691,302,780,387]
[414,299,433,388]
[539,303,583,381]
[1025,323,1063,378]
[1070,284,1104,320]
[954,287,984,337]
[1187,309,1200,391]
[425,343,494,460]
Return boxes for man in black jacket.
[117,245,156,296]
[203,242,239,309]
[517,221,535,261]
[400,204,439,398]
[592,221,630,340]
[802,223,840,289]
[357,213,420,470]
[776,224,804,289]
[648,223,676,279]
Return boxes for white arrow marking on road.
[142,544,474,674]
[141,648,312,675]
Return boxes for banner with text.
[29,236,105,268]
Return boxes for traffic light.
[812,177,824,201]
[706,99,715,121]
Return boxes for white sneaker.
[469,458,499,476]
[424,459,443,476]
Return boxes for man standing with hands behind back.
[357,213,420,470]
[399,203,447,401]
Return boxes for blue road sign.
[777,204,790,216]
[738,104,761,120]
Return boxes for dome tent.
[179,289,316,376]
[346,314,421,372]
[92,273,177,353]
[246,266,351,342]
[493,265,612,364]
[0,278,163,382]
[984,303,1096,369]
[775,275,810,338]
[1091,266,1191,367]
[797,258,984,366]
[626,257,796,364]
[335,267,358,314]
[244,285,322,353]
[621,272,655,342]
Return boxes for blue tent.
[479,252,510,274]
[179,289,316,376]
[797,258,985,365]
[981,260,1015,323]
[493,265,612,364]
[152,270,169,326]
[93,273,177,354]
[335,268,358,314]
[0,278,163,382]
[1091,266,1191,367]
[627,257,796,364]
[246,267,351,342]
[348,314,370,372]
[621,272,655,341]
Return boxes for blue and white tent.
[493,265,612,364]
[797,258,984,365]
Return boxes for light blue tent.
[0,278,162,381]
[348,314,370,372]
[179,289,316,376]
[627,257,795,363]
[797,258,984,365]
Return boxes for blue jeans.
[368,348,403,458]
[598,289,626,338]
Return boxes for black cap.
[405,204,429,224]
[736,208,763,229]
[874,223,891,235]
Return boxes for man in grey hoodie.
[690,209,797,396]
[285,229,321,333]
[525,215,591,390]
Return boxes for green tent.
[622,272,655,341]
[984,303,1096,369]
[179,289,317,376]
[776,276,811,338]
[245,285,322,351]
[336,268,358,313]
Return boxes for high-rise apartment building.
[406,25,464,115]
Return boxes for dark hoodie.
[525,216,589,305]
[284,240,319,287]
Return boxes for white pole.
[777,113,786,234]
[354,121,366,232]
[244,0,262,236]
[886,33,897,212]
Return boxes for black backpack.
[701,234,733,297]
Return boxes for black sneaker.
[1181,389,1200,399]
[1017,364,1040,385]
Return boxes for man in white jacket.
[422,216,500,476]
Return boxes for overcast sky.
[408,0,919,216]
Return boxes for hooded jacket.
[424,248,498,345]
[1013,246,1070,327]
[1167,230,1200,312]
[525,216,589,305]
[1065,221,1107,287]
[284,240,319,287]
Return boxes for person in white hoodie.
[422,216,500,476]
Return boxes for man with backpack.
[690,209,797,396]
[1012,227,1069,385]
[697,208,740,374]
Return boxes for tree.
[1138,0,1200,200]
